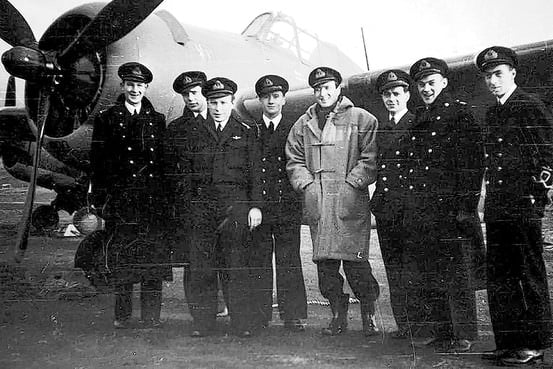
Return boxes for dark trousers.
[188,191,256,332]
[404,211,478,340]
[376,212,412,330]
[114,278,163,322]
[425,239,477,340]
[316,259,380,312]
[250,222,307,325]
[486,219,552,350]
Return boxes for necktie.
[268,121,274,134]
[132,109,138,116]
[390,115,396,125]
[217,123,223,134]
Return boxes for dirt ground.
[1,173,553,368]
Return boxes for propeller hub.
[1,46,59,81]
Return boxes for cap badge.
[263,78,274,87]
[213,80,224,90]
[419,60,431,71]
[184,76,192,84]
[484,49,499,61]
[387,72,398,81]
[131,67,142,76]
[315,69,325,79]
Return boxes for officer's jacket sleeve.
[454,107,485,213]
[523,99,553,182]
[345,110,378,189]
[90,111,108,206]
[247,122,264,206]
[286,116,314,192]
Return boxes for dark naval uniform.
[371,109,417,332]
[475,47,553,360]
[250,113,307,327]
[166,107,204,263]
[165,71,209,302]
[404,58,484,343]
[482,86,553,351]
[90,91,171,325]
[185,78,262,334]
[370,69,420,336]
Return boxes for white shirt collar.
[215,118,230,131]
[498,84,517,105]
[194,109,208,120]
[389,108,408,123]
[125,101,141,115]
[262,113,282,129]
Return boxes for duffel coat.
[286,96,378,261]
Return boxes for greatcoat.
[89,95,172,283]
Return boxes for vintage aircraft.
[0,0,363,261]
[2,0,553,263]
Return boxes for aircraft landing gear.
[31,204,59,232]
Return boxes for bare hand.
[248,207,262,230]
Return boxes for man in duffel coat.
[249,75,307,332]
[286,66,380,337]
[90,62,172,329]
[403,57,484,352]
[476,46,553,365]
[185,77,262,338]
[370,69,420,339]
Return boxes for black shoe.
[362,315,379,337]
[446,339,472,353]
[322,295,349,336]
[389,327,410,339]
[237,330,252,338]
[139,319,162,329]
[481,348,510,361]
[113,319,131,329]
[501,349,544,365]
[284,319,305,332]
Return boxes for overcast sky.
[3,0,553,72]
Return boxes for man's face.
[121,80,147,105]
[314,81,341,108]
[207,94,234,123]
[484,64,516,97]
[416,73,447,105]
[381,86,410,113]
[182,85,207,113]
[259,91,286,118]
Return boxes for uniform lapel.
[218,118,235,145]
[202,116,219,142]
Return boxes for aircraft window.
[242,13,272,37]
[242,12,320,63]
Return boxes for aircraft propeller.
[0,0,164,262]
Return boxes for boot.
[321,294,349,336]
[361,301,379,337]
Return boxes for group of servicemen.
[82,44,553,366]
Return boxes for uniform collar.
[262,113,282,129]
[498,84,517,105]
[389,108,408,123]
[194,109,208,120]
[125,101,141,115]
[215,117,230,130]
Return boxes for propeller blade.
[5,75,15,106]
[57,0,164,65]
[0,0,36,48]
[13,85,51,263]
